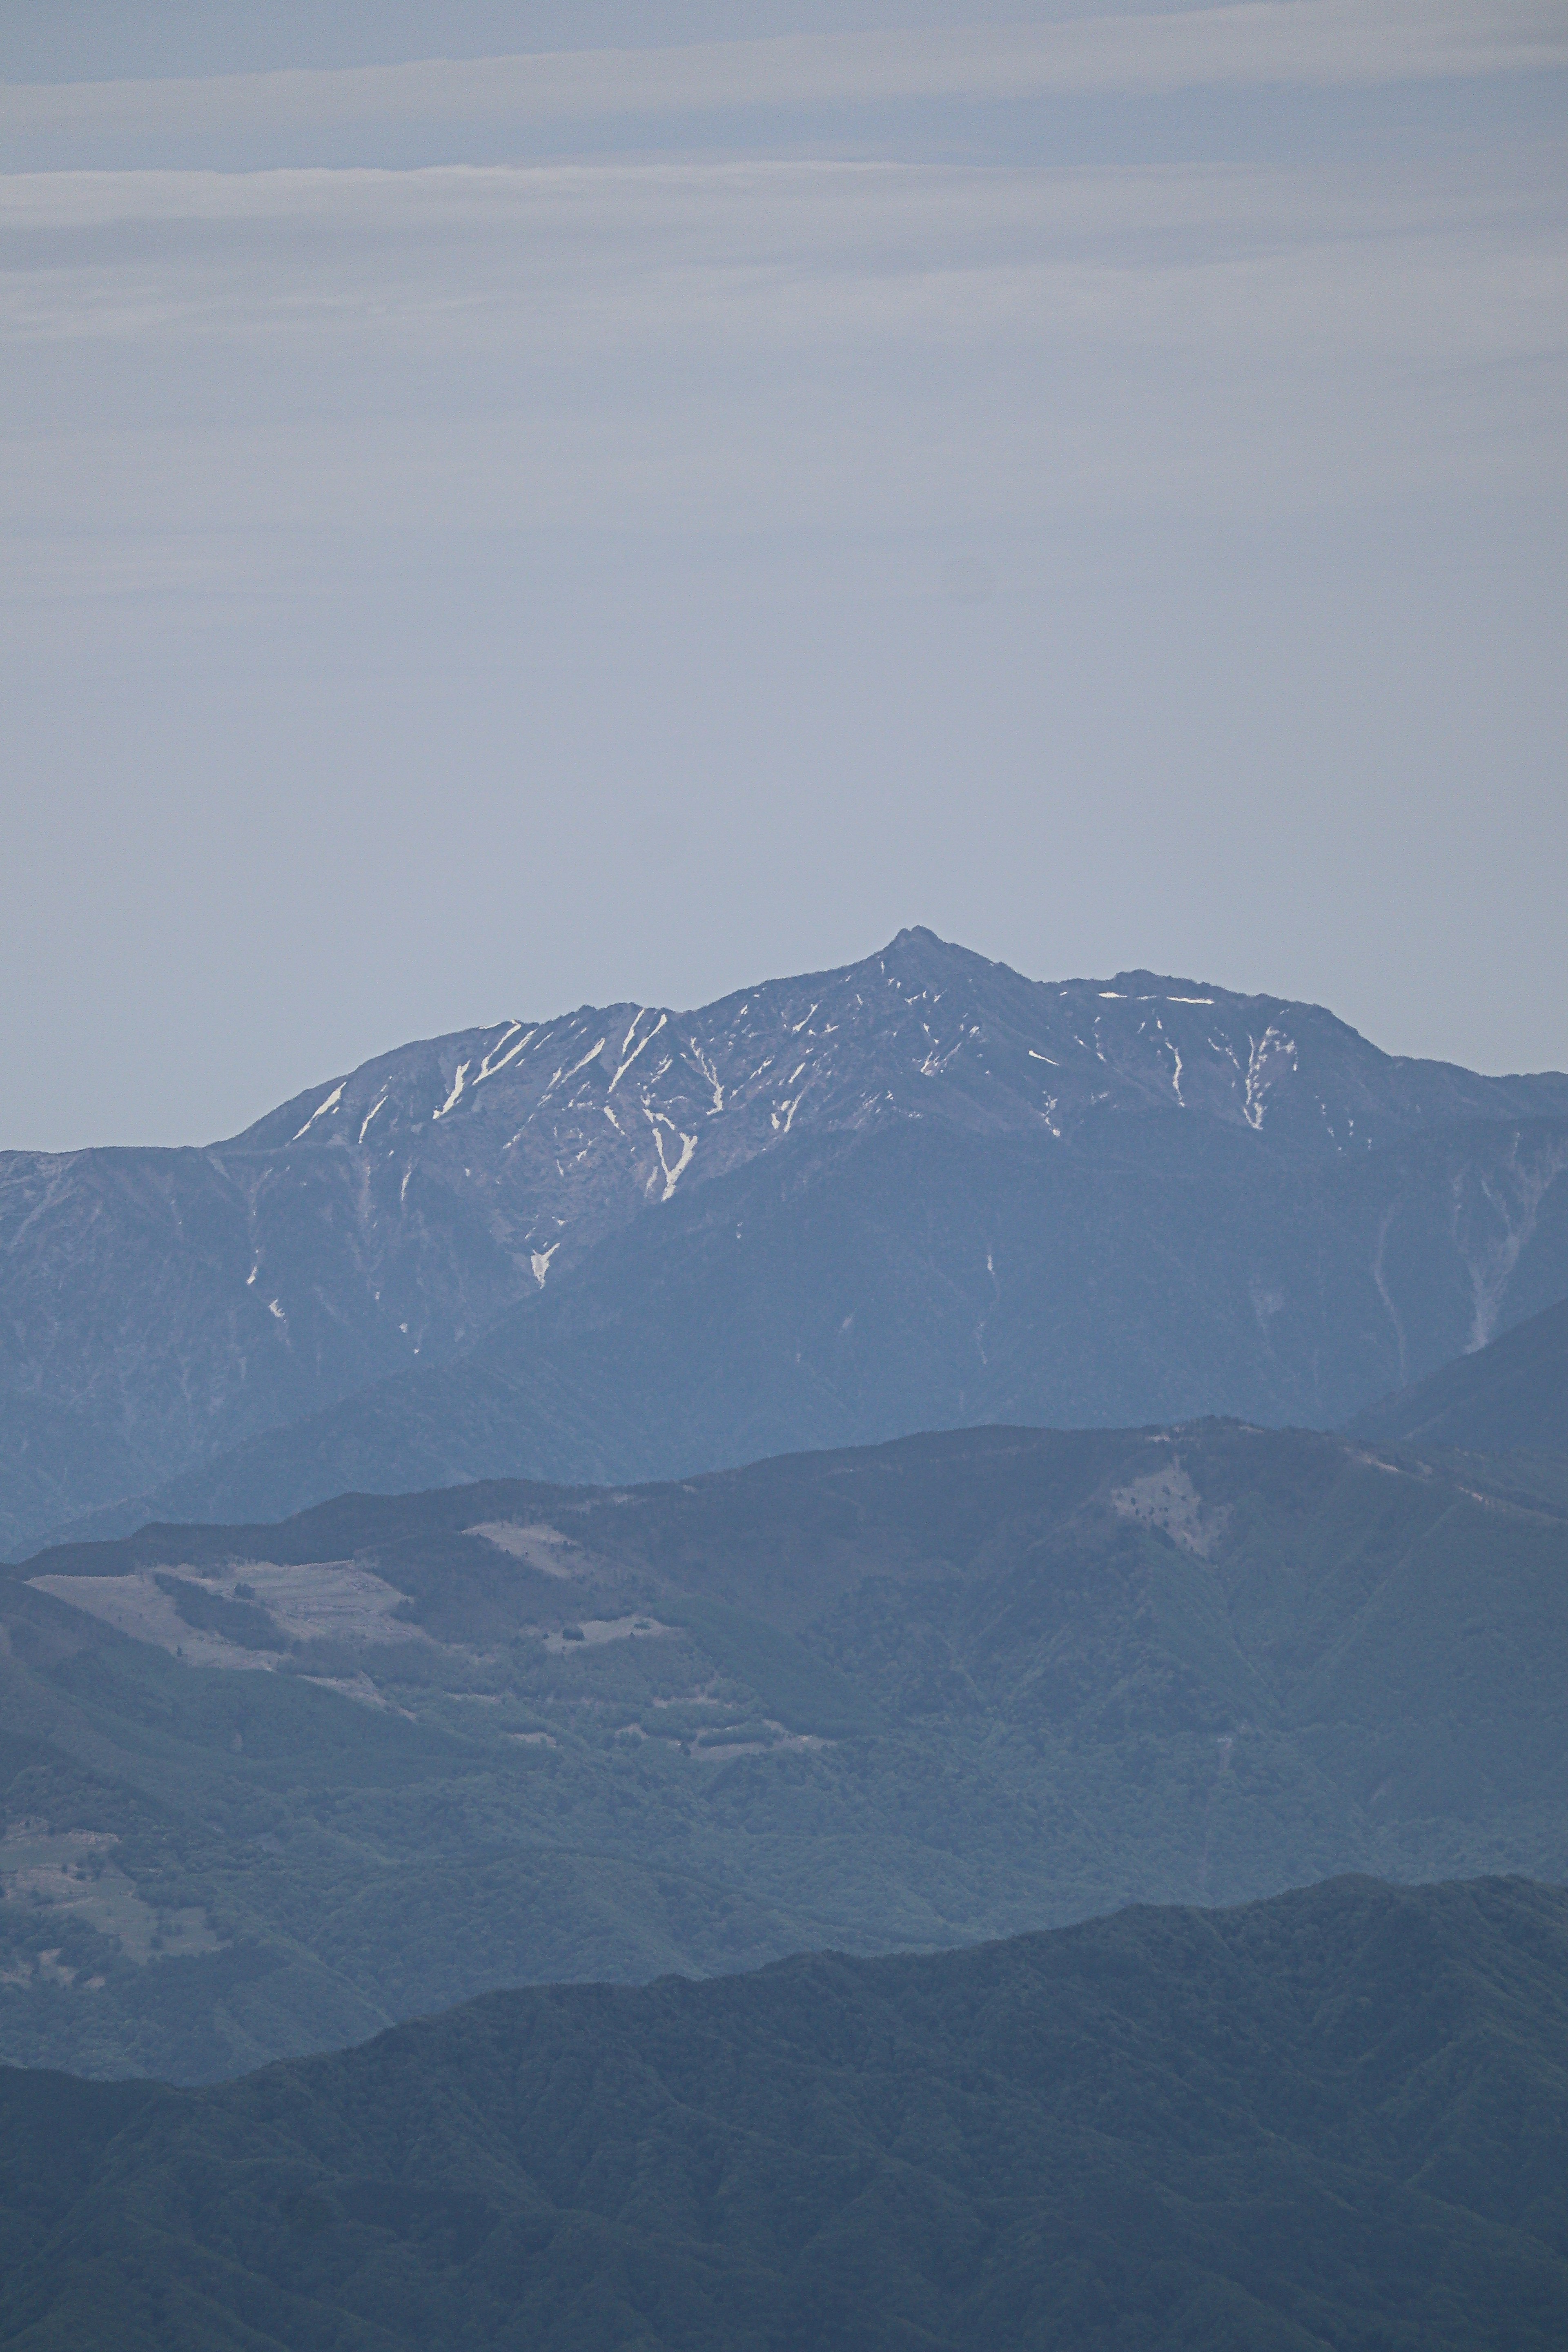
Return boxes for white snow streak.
[434,1062,471,1119]
[358,1091,389,1143]
[689,1040,725,1114]
[531,1243,560,1287]
[1243,1027,1296,1129]
[474,1023,535,1085]
[646,1109,697,1199]
[608,1012,664,1092]
[291,1083,343,1141]
[564,1037,609,1085]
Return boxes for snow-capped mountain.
[4,929,1568,1554]
[244,924,1564,1247]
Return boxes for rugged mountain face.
[7,1422,1568,2085]
[6,929,1568,1555]
[96,1102,1568,1538]
[5,1875,1568,2351]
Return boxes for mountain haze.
[1352,1294,1568,1457]
[7,931,1568,1552]
[4,1875,1568,2350]
[8,1421,1568,2085]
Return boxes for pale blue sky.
[3,3,1565,1147]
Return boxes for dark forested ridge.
[7,1421,1568,2085]
[9,929,1568,1555]
[4,1873,1568,2350]
[1352,1294,1568,1456]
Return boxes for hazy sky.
[4,2,1566,1149]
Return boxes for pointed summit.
[7,933,1568,1558]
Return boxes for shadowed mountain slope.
[1352,1295,1568,1456]
[9,930,1568,1555]
[49,1103,1568,1546]
[4,1874,1568,2350]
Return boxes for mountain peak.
[7,935,1568,1559]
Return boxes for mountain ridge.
[9,1418,1568,2086]
[6,929,1568,1556]
[4,1873,1568,2349]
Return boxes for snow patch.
[646,1109,697,1199]
[433,1062,471,1119]
[608,1012,664,1093]
[689,1040,725,1113]
[291,1084,343,1142]
[1242,1027,1297,1129]
[474,1023,535,1085]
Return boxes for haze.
[3,0,1565,1150]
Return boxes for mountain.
[1351,1295,1568,1456]
[7,1420,1568,2085]
[4,1873,1568,2350]
[11,930,1568,1555]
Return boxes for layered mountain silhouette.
[7,929,1568,1552]
[4,1875,1568,2350]
[7,1421,1568,2085]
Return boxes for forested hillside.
[7,1421,1568,2082]
[4,1875,1567,2350]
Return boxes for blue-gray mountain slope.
[7,930,1568,1552]
[4,1875,1568,2351]
[1352,1294,1568,1456]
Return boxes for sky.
[2,2,1565,1150]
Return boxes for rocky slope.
[6,929,1568,1553]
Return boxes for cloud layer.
[5,2,1566,165]
[2,1,1565,1144]
[5,150,1563,601]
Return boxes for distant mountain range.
[5,1873,1567,2350]
[7,1420,1568,2085]
[7,929,1568,1554]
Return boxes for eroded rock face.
[1111,1458,1230,1557]
[5,927,1568,1555]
